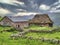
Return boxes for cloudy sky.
[0,0,60,26]
[0,0,59,13]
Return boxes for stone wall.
[12,22,29,30]
[0,17,12,26]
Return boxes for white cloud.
[49,7,57,13]
[29,0,39,10]
[55,5,60,9]
[39,4,50,10]
[13,0,24,5]
[49,6,60,13]
[16,9,27,12]
[50,7,56,11]
[59,0,60,2]
[0,0,16,4]
[0,0,25,5]
[15,12,40,16]
[0,8,11,15]
[49,0,60,13]
[52,0,60,6]
[50,10,60,13]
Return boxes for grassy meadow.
[0,26,13,31]
[24,24,56,31]
[0,25,60,45]
[25,32,60,39]
[0,32,60,45]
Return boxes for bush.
[55,37,60,39]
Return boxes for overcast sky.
[0,0,59,13]
[0,0,60,26]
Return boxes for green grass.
[0,17,3,21]
[0,25,17,32]
[0,32,59,45]
[24,25,56,31]
[24,25,60,39]
[0,25,60,45]
[25,32,60,39]
[29,27,53,30]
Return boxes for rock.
[10,34,22,38]
[49,39,60,44]
[22,36,27,39]
[40,37,45,42]
[18,32,25,35]
[28,36,33,40]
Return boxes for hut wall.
[29,23,52,27]
[0,17,12,26]
[12,22,29,29]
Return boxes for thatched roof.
[1,14,53,23]
[29,14,53,23]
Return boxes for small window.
[49,23,53,27]
[18,25,20,28]
[16,25,20,28]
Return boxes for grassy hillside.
[0,25,13,31]
[26,32,60,39]
[24,25,56,31]
[0,16,3,21]
[0,32,60,45]
[0,25,60,45]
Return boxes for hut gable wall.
[12,22,29,29]
[0,16,13,26]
